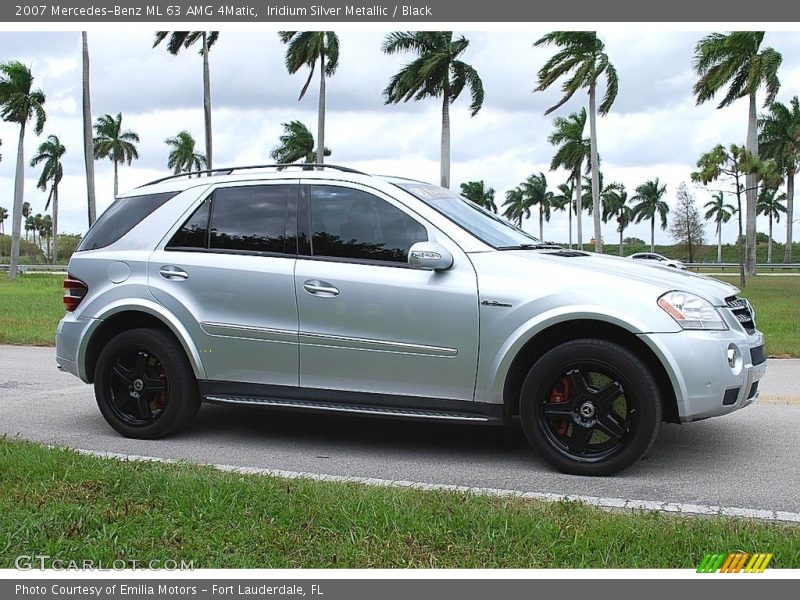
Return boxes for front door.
[294,182,479,402]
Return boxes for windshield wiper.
[498,243,562,250]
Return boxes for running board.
[203,395,494,423]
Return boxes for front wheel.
[94,328,200,439]
[519,339,662,476]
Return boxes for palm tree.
[759,96,800,264]
[502,186,529,228]
[601,184,631,256]
[0,206,8,234]
[93,113,139,197]
[82,32,97,226]
[165,131,207,175]
[521,173,554,240]
[631,178,669,253]
[704,191,737,263]
[547,109,590,247]
[693,32,781,275]
[551,182,574,247]
[21,201,31,245]
[270,120,330,167]
[459,180,497,212]
[40,214,53,261]
[25,215,36,249]
[535,32,618,253]
[382,31,484,189]
[0,61,46,280]
[278,32,339,166]
[757,187,787,263]
[30,134,65,264]
[154,31,219,170]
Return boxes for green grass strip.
[0,438,798,569]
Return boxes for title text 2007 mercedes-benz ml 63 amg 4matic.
[56,164,766,475]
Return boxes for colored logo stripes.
[697,553,773,573]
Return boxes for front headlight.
[657,291,728,330]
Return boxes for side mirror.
[408,242,454,271]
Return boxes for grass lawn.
[0,273,797,356]
[0,438,798,568]
[715,276,799,357]
[0,274,64,346]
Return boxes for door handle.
[159,266,189,280]
[303,279,340,297]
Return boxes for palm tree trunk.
[441,91,451,188]
[202,32,213,172]
[767,214,773,263]
[588,83,602,253]
[574,170,582,248]
[317,47,326,165]
[82,32,97,226]
[650,218,655,253]
[785,168,794,264]
[735,182,746,288]
[717,222,722,263]
[567,203,573,248]
[539,206,544,240]
[113,160,119,198]
[52,185,58,265]
[8,123,26,280]
[619,224,623,256]
[745,92,758,276]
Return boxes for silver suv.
[56,165,766,475]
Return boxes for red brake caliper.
[549,377,571,436]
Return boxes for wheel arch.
[500,318,681,424]
[81,300,206,383]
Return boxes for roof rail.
[139,163,369,187]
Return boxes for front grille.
[725,296,756,334]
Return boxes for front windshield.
[395,182,541,248]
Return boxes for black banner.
[3,0,800,22]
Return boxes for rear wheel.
[94,328,200,439]
[519,339,662,476]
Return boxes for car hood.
[489,250,739,305]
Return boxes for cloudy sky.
[1,29,799,246]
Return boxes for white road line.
[66,447,800,524]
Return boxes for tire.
[94,328,200,439]
[519,339,662,476]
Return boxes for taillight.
[63,277,88,312]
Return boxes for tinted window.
[310,186,427,263]
[77,192,177,251]
[209,185,289,254]
[167,199,210,249]
[396,182,540,248]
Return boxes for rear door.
[148,181,300,386]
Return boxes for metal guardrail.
[0,264,69,274]
[684,263,800,272]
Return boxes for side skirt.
[198,380,506,425]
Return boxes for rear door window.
[77,192,177,251]
[167,184,292,255]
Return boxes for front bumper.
[641,328,766,422]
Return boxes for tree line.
[1,30,798,281]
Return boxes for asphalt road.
[1,345,799,516]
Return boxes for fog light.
[727,344,742,374]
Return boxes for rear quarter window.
[76,192,178,251]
